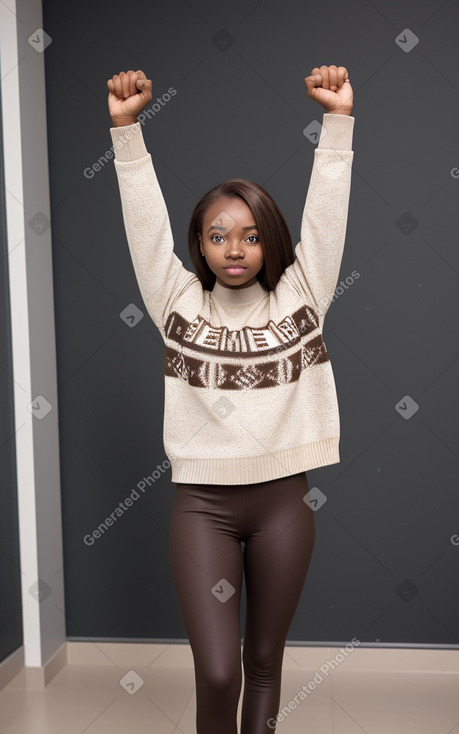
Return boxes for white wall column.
[0,0,66,667]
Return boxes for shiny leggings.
[168,471,316,734]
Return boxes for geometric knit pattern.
[164,304,329,389]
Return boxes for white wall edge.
[0,0,66,667]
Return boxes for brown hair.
[187,178,294,291]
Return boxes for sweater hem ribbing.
[170,437,340,485]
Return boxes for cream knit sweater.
[110,112,355,484]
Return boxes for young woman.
[107,66,354,734]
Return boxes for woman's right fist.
[107,70,153,123]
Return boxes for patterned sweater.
[110,112,355,485]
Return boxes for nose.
[226,240,244,257]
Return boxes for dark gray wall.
[0,58,23,664]
[42,0,459,646]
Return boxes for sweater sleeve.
[109,122,199,341]
[283,113,355,329]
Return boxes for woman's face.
[198,196,264,289]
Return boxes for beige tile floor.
[1,644,459,733]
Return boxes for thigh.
[242,473,316,646]
[169,483,244,678]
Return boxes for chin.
[224,277,254,288]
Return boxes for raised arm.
[108,70,199,341]
[283,66,354,330]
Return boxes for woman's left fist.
[304,65,353,115]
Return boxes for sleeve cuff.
[109,122,148,161]
[317,113,354,151]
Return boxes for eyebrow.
[207,224,258,233]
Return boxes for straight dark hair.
[188,178,294,291]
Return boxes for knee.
[197,661,242,697]
[243,641,283,683]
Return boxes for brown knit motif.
[164,305,330,389]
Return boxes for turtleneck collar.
[211,278,269,306]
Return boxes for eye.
[209,233,259,244]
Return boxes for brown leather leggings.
[168,471,316,734]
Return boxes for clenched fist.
[304,65,353,115]
[107,69,153,126]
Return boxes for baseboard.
[66,641,459,674]
[3,641,459,691]
[0,646,24,691]
[4,642,67,690]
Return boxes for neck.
[211,278,268,306]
